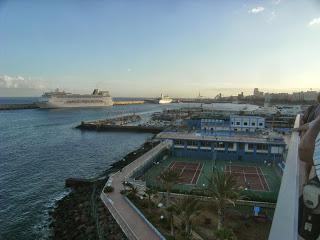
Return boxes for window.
[244,122,248,126]
[218,142,225,148]
[190,140,198,146]
[248,144,254,150]
[200,141,210,147]
[236,122,240,125]
[227,143,234,149]
[252,122,256,126]
[257,144,268,151]
[259,123,263,126]
[239,143,245,150]
[174,139,182,145]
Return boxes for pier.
[76,122,164,133]
[113,100,145,105]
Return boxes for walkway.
[101,141,171,240]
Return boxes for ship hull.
[158,99,173,104]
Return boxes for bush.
[104,186,114,193]
[214,228,237,240]
[120,190,127,195]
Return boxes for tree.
[145,188,157,213]
[166,204,179,237]
[175,197,201,236]
[205,170,239,230]
[159,169,181,206]
[123,182,139,198]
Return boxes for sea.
[0,98,258,240]
[0,98,183,240]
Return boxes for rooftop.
[157,131,286,145]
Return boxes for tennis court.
[225,165,270,192]
[168,161,203,184]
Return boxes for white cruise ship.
[37,89,113,108]
[158,93,173,104]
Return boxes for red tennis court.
[225,165,270,192]
[168,161,203,184]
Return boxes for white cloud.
[272,0,281,5]
[249,6,265,14]
[309,17,320,27]
[0,75,46,89]
[267,11,276,22]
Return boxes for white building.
[230,115,265,132]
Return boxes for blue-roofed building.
[156,130,286,164]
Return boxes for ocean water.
[0,99,256,240]
[0,100,184,240]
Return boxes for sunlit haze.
[0,0,320,97]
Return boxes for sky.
[0,0,320,97]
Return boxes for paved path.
[101,141,171,240]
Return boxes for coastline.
[49,140,159,239]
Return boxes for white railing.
[269,115,307,240]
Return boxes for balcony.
[269,115,307,240]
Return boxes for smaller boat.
[158,93,173,104]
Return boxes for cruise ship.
[158,93,173,104]
[37,89,113,108]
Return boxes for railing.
[269,115,306,240]
[124,197,166,240]
[100,193,139,240]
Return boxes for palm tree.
[123,182,139,198]
[166,204,179,237]
[175,197,201,236]
[205,170,239,230]
[159,169,181,206]
[145,188,157,213]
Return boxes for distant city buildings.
[248,88,319,103]
[253,88,264,98]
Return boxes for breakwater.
[77,122,164,134]
[0,101,145,111]
[113,100,145,105]
[50,141,159,239]
[0,103,39,110]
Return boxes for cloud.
[272,0,281,5]
[309,17,320,27]
[249,6,265,14]
[267,11,276,22]
[0,75,46,89]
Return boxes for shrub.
[120,189,127,195]
[104,186,114,193]
[214,228,237,240]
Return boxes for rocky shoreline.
[49,140,159,240]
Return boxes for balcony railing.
[269,115,307,240]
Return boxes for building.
[187,115,266,133]
[291,90,318,102]
[156,131,285,163]
[230,115,265,132]
[253,88,264,98]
